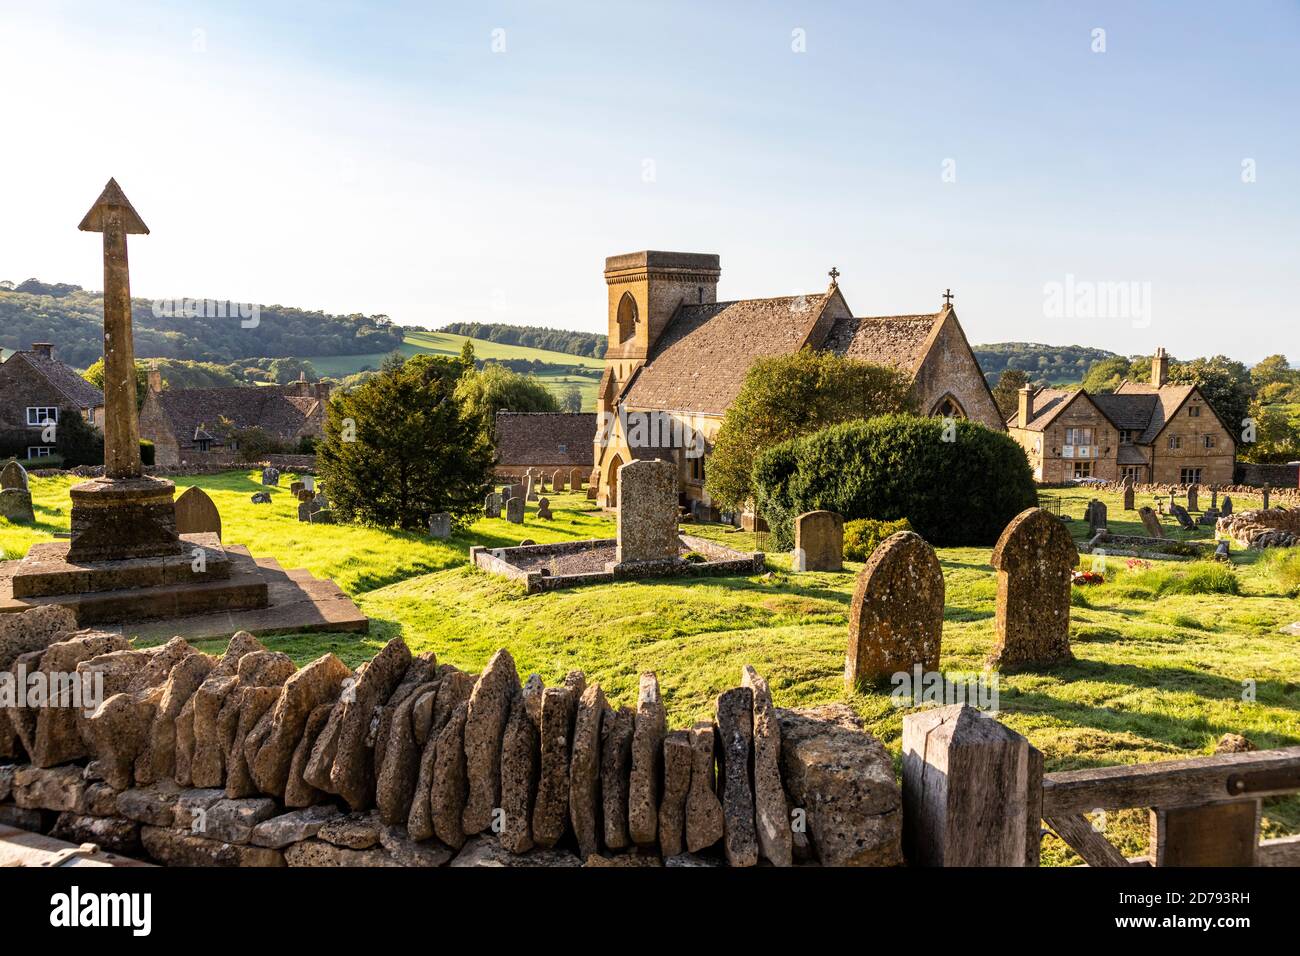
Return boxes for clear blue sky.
[2,0,1296,362]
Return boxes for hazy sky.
[2,1,1297,362]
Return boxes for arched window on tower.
[617,291,638,343]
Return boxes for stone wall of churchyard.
[1045,478,1300,506]
[1236,462,1299,489]
[28,455,317,481]
[0,606,901,867]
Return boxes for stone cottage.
[494,411,596,479]
[1006,348,1236,485]
[139,371,329,466]
[591,251,1002,512]
[0,342,104,461]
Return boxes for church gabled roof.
[621,292,832,415]
[819,312,942,372]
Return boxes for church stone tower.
[603,251,720,383]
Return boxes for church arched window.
[931,394,967,419]
[617,292,638,343]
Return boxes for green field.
[3,474,1298,864]
[304,329,605,410]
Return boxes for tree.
[1169,355,1254,437]
[1251,354,1294,389]
[454,363,559,435]
[1240,401,1300,463]
[317,353,492,530]
[83,358,150,411]
[266,357,317,384]
[705,349,915,512]
[1080,356,1132,394]
[991,368,1029,418]
[561,384,583,413]
[54,406,104,466]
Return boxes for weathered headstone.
[536,497,553,520]
[1170,504,1196,531]
[1210,486,1219,510]
[251,491,271,504]
[174,486,222,541]
[525,476,538,502]
[1221,495,1233,516]
[505,496,524,524]
[987,508,1078,670]
[1086,499,1107,535]
[1186,485,1199,512]
[1263,484,1271,509]
[793,510,844,572]
[290,481,304,497]
[302,476,315,492]
[1198,507,1220,527]
[0,488,35,523]
[1123,483,1135,510]
[586,484,598,501]
[484,493,500,518]
[569,468,583,490]
[845,531,944,689]
[297,501,314,523]
[429,512,451,539]
[1,460,29,490]
[1139,506,1165,538]
[296,488,314,502]
[310,509,335,524]
[614,459,678,567]
[551,470,566,493]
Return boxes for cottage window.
[1168,435,1182,450]
[689,454,705,483]
[557,444,567,455]
[1073,461,1092,479]
[26,446,52,459]
[1203,434,1215,449]
[1122,465,1140,481]
[196,439,212,453]
[1064,427,1093,446]
[1180,467,1202,484]
[1188,405,1201,418]
[26,406,58,426]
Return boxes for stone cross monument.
[67,179,184,562]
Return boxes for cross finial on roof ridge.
[942,288,954,306]
[828,266,840,284]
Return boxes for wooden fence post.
[902,703,1042,866]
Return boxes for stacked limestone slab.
[0,607,902,867]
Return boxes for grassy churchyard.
[3,472,1299,865]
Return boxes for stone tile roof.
[1091,392,1160,431]
[1117,444,1148,465]
[820,313,940,371]
[12,350,104,409]
[153,386,321,446]
[495,412,596,467]
[1114,382,1197,443]
[621,294,830,415]
[1008,388,1075,431]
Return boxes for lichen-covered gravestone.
[1139,506,1164,538]
[505,496,524,524]
[613,459,678,568]
[525,476,538,502]
[569,468,584,490]
[844,531,944,689]
[174,486,223,541]
[429,512,451,539]
[0,459,34,523]
[1186,485,1198,512]
[1123,483,1135,510]
[793,510,843,572]
[536,497,553,520]
[1221,495,1233,516]
[551,470,566,493]
[1086,499,1107,535]
[987,508,1078,670]
[1,460,29,490]
[484,493,500,519]
[1170,504,1196,531]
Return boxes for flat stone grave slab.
[10,533,232,598]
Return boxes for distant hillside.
[972,342,1123,386]
[0,279,406,368]
[438,321,606,359]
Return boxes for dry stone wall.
[0,610,901,867]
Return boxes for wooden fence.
[902,704,1300,867]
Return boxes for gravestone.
[484,493,500,519]
[793,510,843,572]
[296,489,315,502]
[251,491,271,504]
[1186,485,1199,512]
[1198,507,1220,527]
[0,487,35,523]
[290,481,304,497]
[1,460,29,490]
[1214,540,1230,562]
[525,476,538,502]
[1170,504,1196,531]
[569,468,584,490]
[429,512,451,539]
[1138,506,1165,538]
[505,497,524,524]
[261,466,279,486]
[314,492,329,509]
[987,508,1078,670]
[310,509,335,524]
[1220,496,1233,516]
[551,470,566,493]
[586,485,598,501]
[1123,483,1135,510]
[614,459,679,567]
[297,501,316,523]
[1085,499,1107,535]
[1262,484,1271,509]
[845,531,943,689]
[174,486,222,541]
[536,498,553,520]
[1210,486,1219,510]
[302,476,315,492]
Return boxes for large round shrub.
[752,414,1037,549]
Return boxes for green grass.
[304,330,605,410]
[4,472,1299,865]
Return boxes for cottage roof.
[494,412,596,467]
[9,349,104,409]
[152,386,320,445]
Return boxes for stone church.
[591,251,1002,513]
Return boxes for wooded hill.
[971,342,1123,386]
[0,279,405,368]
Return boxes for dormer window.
[616,291,638,343]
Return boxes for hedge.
[752,414,1038,549]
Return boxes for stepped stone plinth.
[12,534,232,598]
[67,476,187,562]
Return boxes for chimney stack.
[147,366,162,393]
[30,343,53,360]
[1152,347,1169,388]
[1018,386,1035,429]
